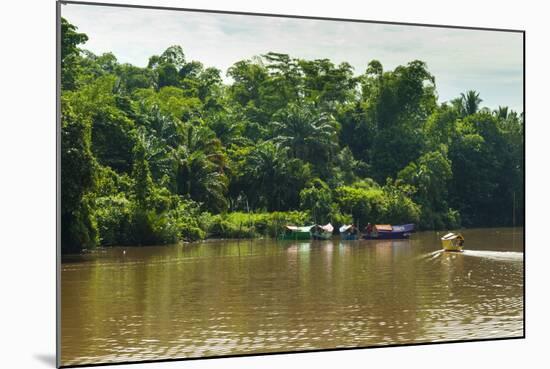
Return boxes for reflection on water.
[61,228,524,366]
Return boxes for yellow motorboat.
[441,232,464,252]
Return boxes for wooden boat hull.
[362,231,411,240]
[278,231,311,240]
[341,233,359,241]
[362,224,414,240]
[311,231,332,240]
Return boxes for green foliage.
[62,195,98,252]
[335,182,420,228]
[60,97,98,252]
[60,18,523,253]
[448,112,523,226]
[271,103,339,172]
[381,181,422,226]
[299,179,333,224]
[174,124,228,212]
[459,90,483,116]
[239,142,311,211]
[94,194,133,245]
[208,211,310,238]
[334,184,376,226]
[61,18,88,90]
[397,149,455,229]
[362,60,436,182]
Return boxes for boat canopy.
[285,225,314,233]
[339,224,353,233]
[392,224,415,232]
[375,224,393,232]
[441,232,464,241]
[312,223,334,232]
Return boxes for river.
[60,227,524,366]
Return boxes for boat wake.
[429,250,444,260]
[416,250,444,261]
[419,249,523,263]
[462,250,523,262]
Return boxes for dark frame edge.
[522,29,526,339]
[58,335,524,368]
[58,0,525,33]
[56,1,62,368]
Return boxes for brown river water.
[60,227,524,366]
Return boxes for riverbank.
[65,225,524,257]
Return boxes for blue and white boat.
[311,223,334,240]
[340,224,359,240]
[362,224,415,240]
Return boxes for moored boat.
[311,223,334,240]
[340,224,359,240]
[362,224,415,240]
[278,225,313,240]
[441,232,464,252]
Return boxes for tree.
[148,45,186,69]
[261,52,302,111]
[333,146,360,185]
[116,63,155,93]
[334,185,373,226]
[132,137,154,207]
[360,60,436,181]
[298,58,357,111]
[299,179,333,223]
[424,103,460,148]
[68,75,136,173]
[448,112,519,226]
[227,59,270,125]
[148,46,188,89]
[271,103,339,168]
[459,90,483,116]
[494,106,509,120]
[174,125,228,212]
[61,17,88,90]
[397,149,456,228]
[240,142,311,211]
[60,98,98,253]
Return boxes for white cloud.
[62,3,523,112]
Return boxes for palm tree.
[134,105,185,181]
[494,106,509,120]
[460,90,483,116]
[270,103,338,162]
[205,111,244,146]
[242,142,290,210]
[239,141,310,211]
[174,124,228,212]
[144,105,183,148]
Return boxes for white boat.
[311,223,334,240]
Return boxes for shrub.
[129,208,178,245]
[95,194,133,245]
[334,181,420,227]
[205,211,310,238]
[167,199,207,241]
[299,179,333,224]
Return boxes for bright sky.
[62,3,524,112]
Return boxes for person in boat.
[365,223,373,237]
[350,224,358,236]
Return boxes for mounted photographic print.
[57,1,525,367]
